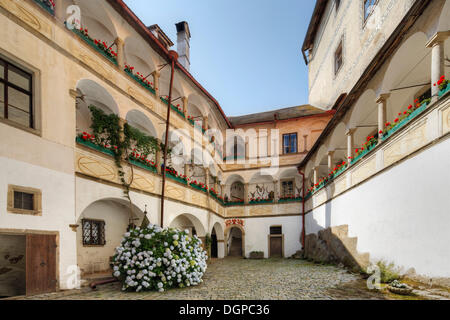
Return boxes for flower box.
[249,252,264,259]
[351,142,377,165]
[129,159,157,173]
[34,0,55,15]
[382,101,430,141]
[124,68,156,95]
[225,201,245,206]
[249,199,274,205]
[76,136,115,157]
[166,173,188,185]
[438,85,450,98]
[278,197,302,203]
[161,98,185,118]
[68,24,118,65]
[190,183,207,192]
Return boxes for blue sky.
[124,0,315,116]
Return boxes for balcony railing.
[306,89,450,201]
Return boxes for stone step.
[330,225,348,239]
[341,237,358,254]
[355,252,370,269]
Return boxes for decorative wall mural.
[225,219,244,228]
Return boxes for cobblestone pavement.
[8,258,418,300]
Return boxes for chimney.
[175,21,191,71]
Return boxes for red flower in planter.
[394,118,399,123]
[379,130,383,134]
[408,105,413,110]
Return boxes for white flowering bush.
[112,224,208,292]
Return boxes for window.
[281,180,295,197]
[14,191,34,210]
[334,40,343,75]
[82,219,106,246]
[0,57,33,129]
[364,0,378,22]
[283,133,297,154]
[7,185,42,215]
[270,226,282,235]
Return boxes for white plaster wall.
[306,138,450,278]
[0,156,77,290]
[244,216,302,259]
[76,200,130,275]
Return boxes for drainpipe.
[298,170,306,249]
[160,50,179,228]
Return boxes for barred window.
[14,191,34,211]
[82,219,106,246]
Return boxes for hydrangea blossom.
[112,224,208,292]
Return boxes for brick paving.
[9,258,401,300]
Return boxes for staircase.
[304,225,370,271]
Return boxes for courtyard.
[10,258,437,301]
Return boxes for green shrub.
[377,260,401,284]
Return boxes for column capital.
[152,70,160,77]
[327,150,335,156]
[376,93,391,104]
[114,37,124,45]
[426,31,450,48]
[345,128,357,136]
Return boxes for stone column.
[244,183,249,204]
[376,93,390,142]
[313,167,319,185]
[156,149,162,174]
[273,180,279,202]
[205,168,210,191]
[346,128,356,165]
[184,163,189,179]
[182,96,189,116]
[203,116,209,132]
[426,32,449,102]
[327,151,335,171]
[114,37,125,70]
[152,70,160,98]
[220,183,225,198]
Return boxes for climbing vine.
[87,105,168,226]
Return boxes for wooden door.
[270,236,282,258]
[26,234,57,296]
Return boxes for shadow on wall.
[305,210,370,272]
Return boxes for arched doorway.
[211,228,218,258]
[169,213,206,242]
[225,226,245,258]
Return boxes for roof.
[301,0,329,64]
[106,0,232,128]
[229,105,332,126]
[148,24,174,47]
